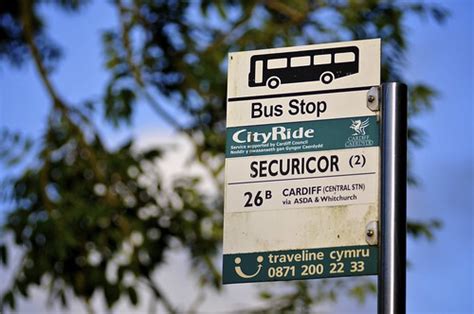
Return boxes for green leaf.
[59,289,67,307]
[3,291,15,310]
[127,287,138,305]
[408,219,442,240]
[0,244,7,265]
[215,1,227,19]
[104,87,136,127]
[409,84,437,115]
[17,281,28,297]
[140,148,162,160]
[259,291,272,299]
[104,283,121,308]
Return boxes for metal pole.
[378,82,407,314]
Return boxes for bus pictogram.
[248,46,359,89]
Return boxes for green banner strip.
[226,116,379,158]
[223,245,377,284]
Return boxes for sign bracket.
[367,86,381,121]
[365,220,378,245]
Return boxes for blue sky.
[403,1,473,311]
[0,1,473,313]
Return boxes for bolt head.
[368,95,375,102]
[366,229,374,237]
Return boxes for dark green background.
[226,115,379,158]
[223,245,378,284]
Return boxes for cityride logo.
[232,126,315,145]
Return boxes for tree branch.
[83,298,95,314]
[187,288,205,314]
[20,0,118,205]
[142,277,176,314]
[264,0,307,23]
[20,0,67,113]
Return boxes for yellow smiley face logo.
[234,256,263,279]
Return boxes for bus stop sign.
[223,39,381,284]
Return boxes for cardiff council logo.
[350,118,370,135]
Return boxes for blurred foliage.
[0,0,447,312]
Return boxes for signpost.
[378,82,407,314]
[223,39,382,284]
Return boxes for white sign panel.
[223,39,381,284]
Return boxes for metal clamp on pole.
[378,82,407,314]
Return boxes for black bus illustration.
[248,46,359,89]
